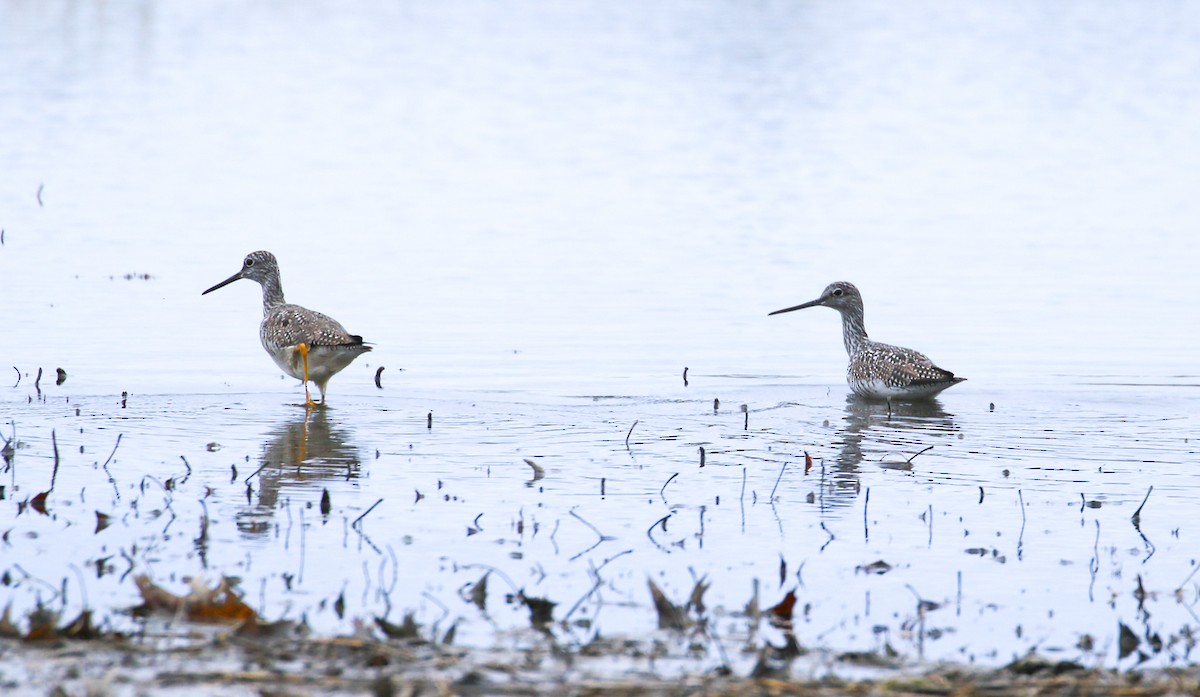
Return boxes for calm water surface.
[1,0,1197,674]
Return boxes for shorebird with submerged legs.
[769,281,965,400]
[203,251,372,408]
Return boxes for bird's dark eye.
[832,288,844,297]
[245,257,255,267]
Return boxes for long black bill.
[768,298,824,316]
[202,271,244,295]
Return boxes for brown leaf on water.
[376,612,421,640]
[0,604,21,638]
[688,576,710,615]
[769,590,797,625]
[30,492,49,516]
[804,451,813,475]
[59,610,99,640]
[469,572,489,611]
[133,575,258,628]
[521,593,556,629]
[1118,622,1140,659]
[24,605,59,641]
[95,511,112,533]
[855,560,893,575]
[647,578,690,630]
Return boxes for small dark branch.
[699,446,706,467]
[682,367,689,387]
[1131,485,1153,525]
[243,462,270,485]
[1017,489,1026,561]
[769,461,787,500]
[660,472,679,503]
[35,367,43,395]
[352,498,384,529]
[49,429,60,491]
[906,445,935,464]
[101,433,122,469]
[179,456,192,485]
[427,411,433,429]
[625,420,638,449]
[11,367,19,387]
[647,514,672,552]
[374,366,384,389]
[863,487,870,541]
[36,182,44,207]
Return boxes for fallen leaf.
[94,511,112,533]
[855,560,893,575]
[30,492,49,516]
[769,590,797,625]
[133,575,258,628]
[647,579,689,630]
[521,593,556,629]
[375,612,421,640]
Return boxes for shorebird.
[769,281,965,400]
[203,251,372,407]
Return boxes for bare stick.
[11,367,19,387]
[769,461,787,500]
[863,486,870,541]
[50,428,60,490]
[1017,489,1026,561]
[660,472,678,503]
[374,366,384,389]
[625,420,638,449]
[906,445,934,464]
[1131,485,1153,524]
[352,498,384,529]
[244,462,269,485]
[647,514,672,552]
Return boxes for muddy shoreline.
[4,632,1198,697]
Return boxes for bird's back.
[848,340,964,399]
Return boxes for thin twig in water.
[625,420,638,449]
[863,486,870,542]
[1017,489,1026,561]
[906,445,934,464]
[11,367,19,387]
[50,429,60,491]
[352,498,384,529]
[244,462,270,485]
[660,472,678,503]
[101,433,122,500]
[178,456,192,486]
[769,461,787,500]
[1132,485,1154,524]
[647,514,672,552]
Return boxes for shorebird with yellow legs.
[203,251,372,408]
[770,281,965,400]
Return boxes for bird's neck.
[260,276,287,311]
[839,306,869,357]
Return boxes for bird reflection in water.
[237,409,361,536]
[817,396,959,510]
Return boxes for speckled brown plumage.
[770,281,965,400]
[203,250,372,405]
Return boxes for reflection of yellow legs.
[298,342,320,409]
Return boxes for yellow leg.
[298,343,319,409]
